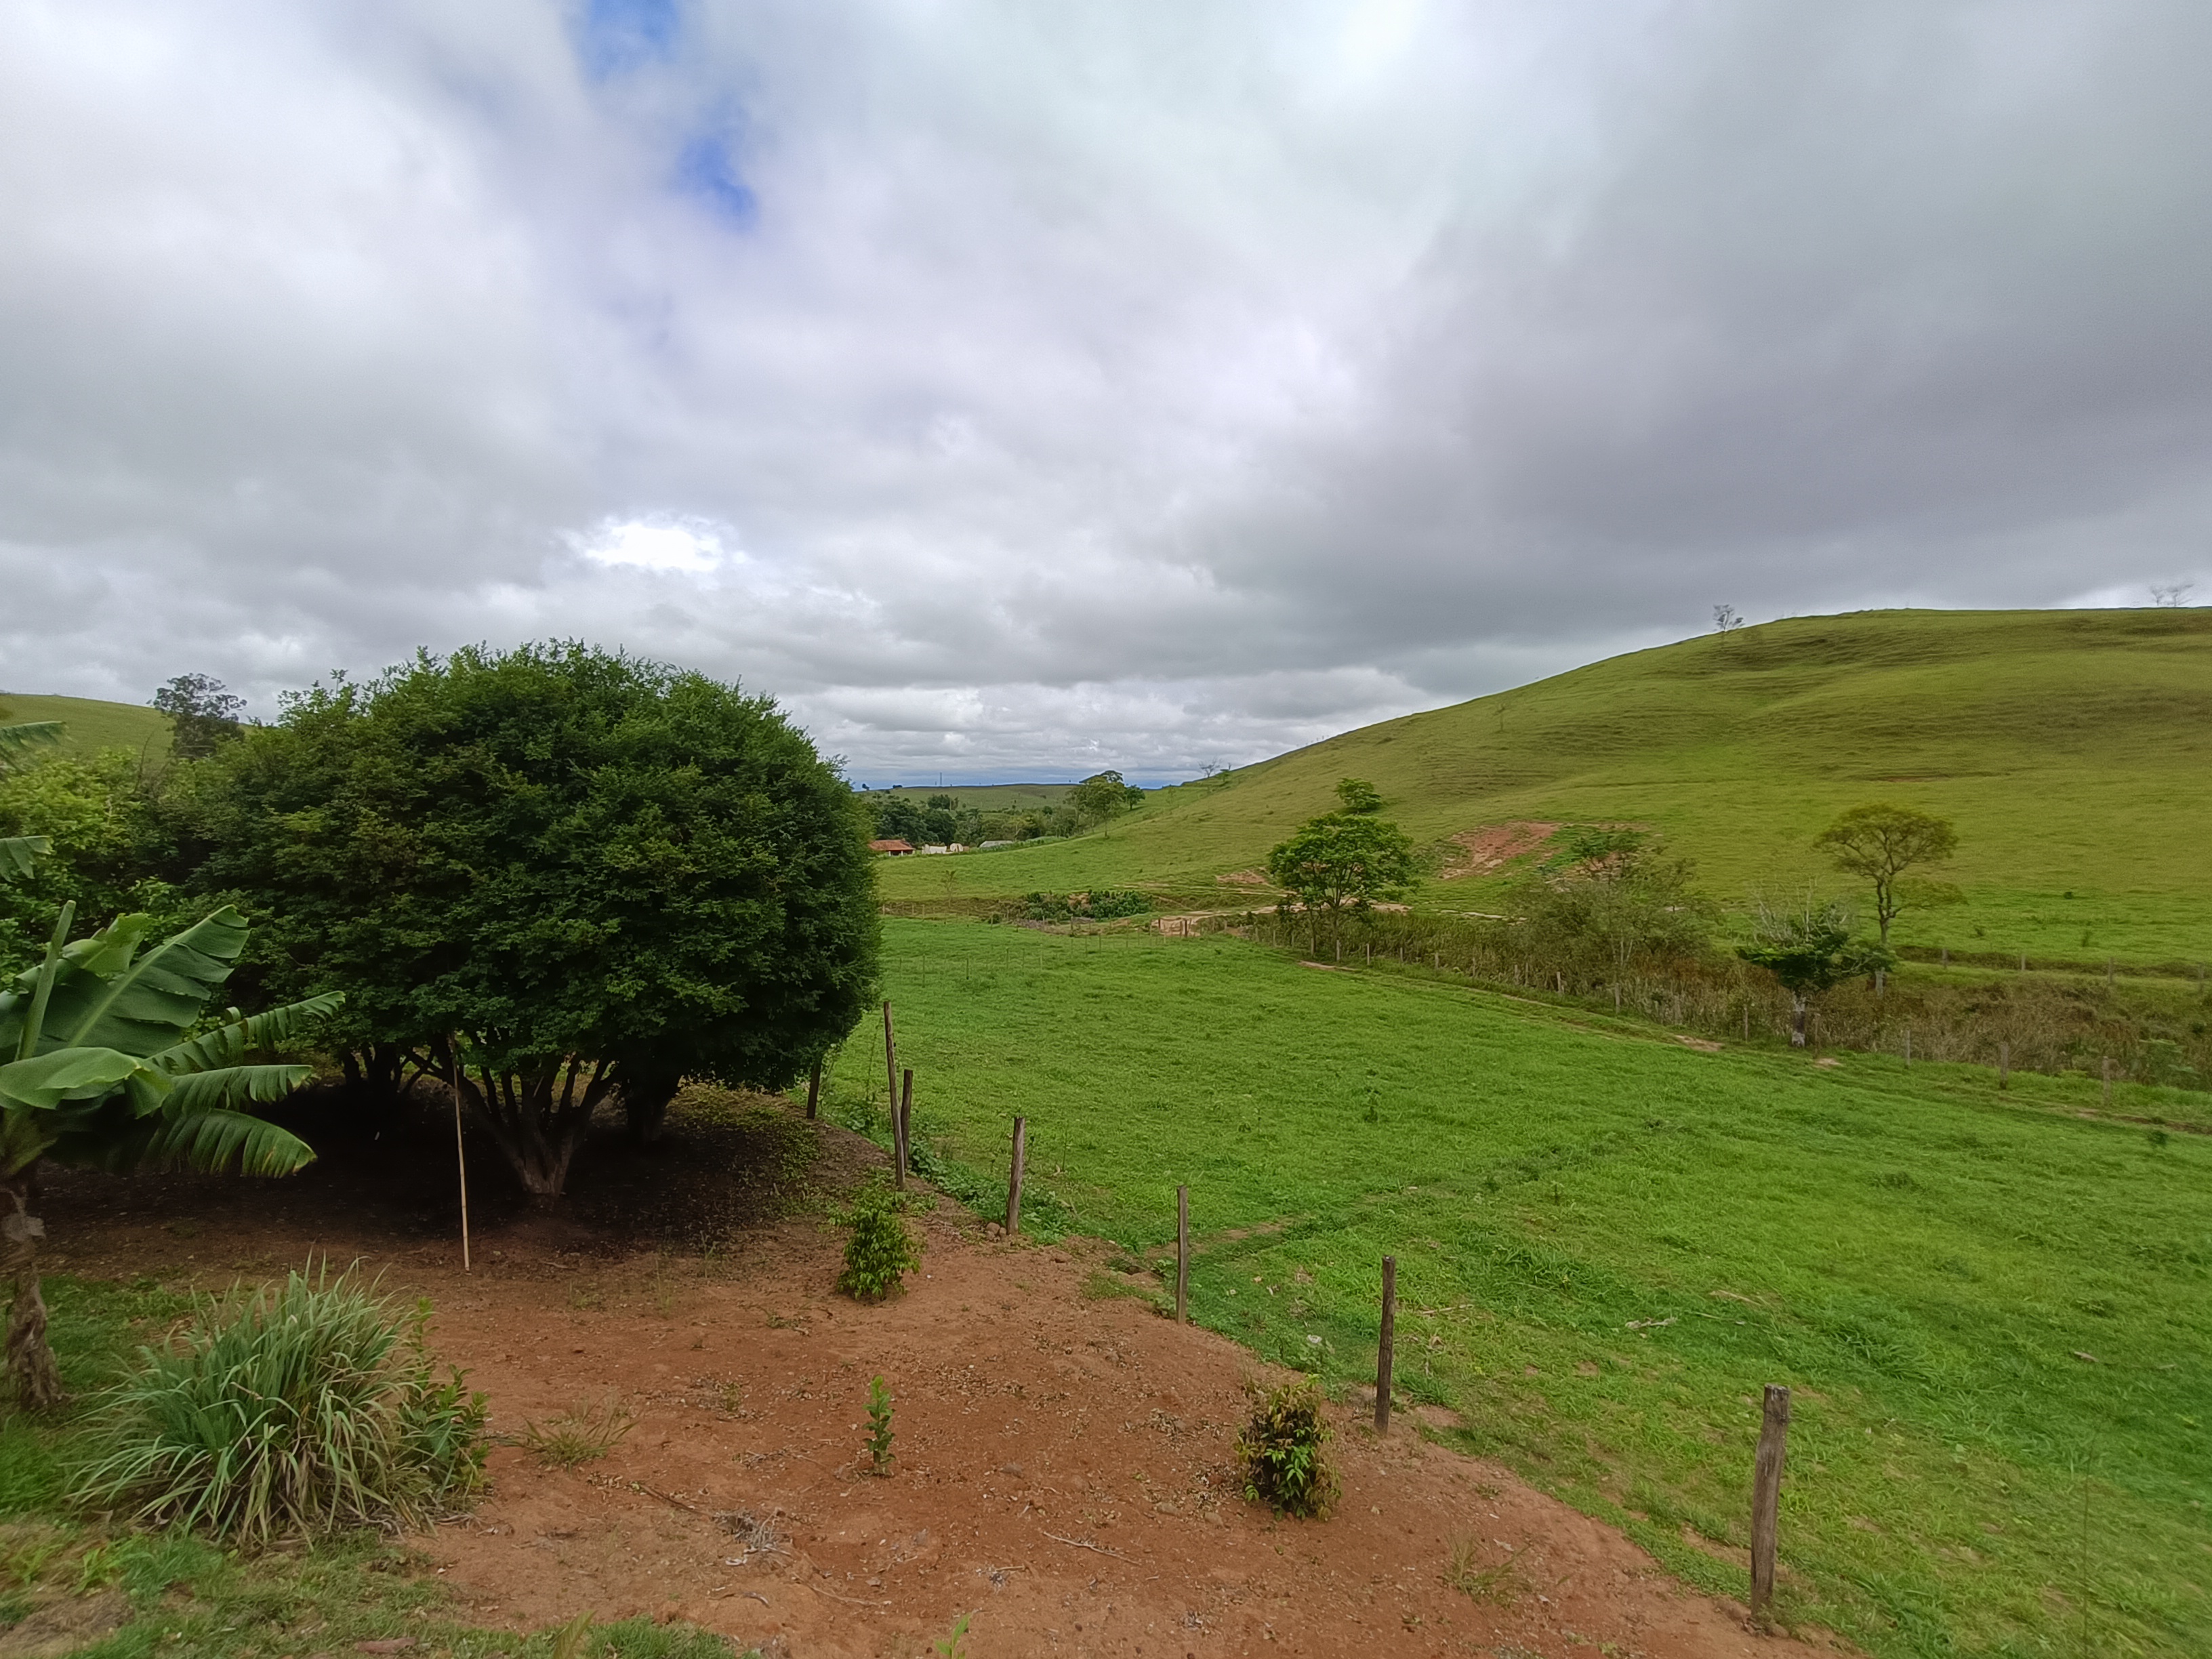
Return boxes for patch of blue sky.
[575,0,678,81]
[678,133,759,226]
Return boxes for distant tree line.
[858,770,1145,846]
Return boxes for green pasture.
[0,693,169,761]
[827,918,2212,1659]
[878,607,2212,964]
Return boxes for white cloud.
[571,516,733,573]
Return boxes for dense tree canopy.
[180,643,878,1198]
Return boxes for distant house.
[869,838,917,856]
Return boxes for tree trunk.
[619,1069,682,1147]
[1,1179,62,1411]
[1790,994,1809,1048]
[460,1057,613,1206]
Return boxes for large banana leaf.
[0,909,251,1059]
[148,994,346,1076]
[0,1046,157,1112]
[125,1107,317,1177]
[0,836,48,878]
[0,722,62,769]
[160,1064,313,1112]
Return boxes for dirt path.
[41,1112,1849,1659]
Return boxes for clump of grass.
[864,1376,895,1475]
[78,1267,487,1545]
[1446,1534,1519,1603]
[836,1181,921,1302]
[518,1397,634,1469]
[1235,1380,1338,1518]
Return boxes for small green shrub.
[865,1375,895,1475]
[836,1183,921,1301]
[518,1397,634,1469]
[78,1268,487,1544]
[1235,1380,1338,1518]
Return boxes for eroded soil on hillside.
[39,1099,1850,1659]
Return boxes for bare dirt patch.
[1438,823,1561,880]
[38,1099,1845,1659]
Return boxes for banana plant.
[0,901,340,1407]
[0,718,62,876]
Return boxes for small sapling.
[865,1374,895,1475]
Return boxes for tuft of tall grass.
[77,1267,487,1545]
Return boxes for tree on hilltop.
[152,674,245,760]
[1814,803,1960,945]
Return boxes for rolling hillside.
[0,691,169,759]
[883,607,2212,963]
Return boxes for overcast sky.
[3,1,2207,781]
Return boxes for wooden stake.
[1375,1256,1397,1435]
[449,1048,472,1274]
[1749,1384,1791,1622]
[895,1069,913,1190]
[881,1000,898,1111]
[1999,1040,2010,1090]
[1903,1026,1912,1066]
[2102,1055,2113,1109]
[1005,1115,1027,1235]
[804,1060,821,1121]
[1175,1185,1189,1324]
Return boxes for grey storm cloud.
[2,0,2207,779]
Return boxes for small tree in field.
[1813,803,1960,945]
[1265,783,1416,953]
[1738,899,1893,1047]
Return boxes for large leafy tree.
[182,643,879,1200]
[151,673,246,761]
[1264,780,1416,951]
[0,902,336,1406]
[1813,803,1961,945]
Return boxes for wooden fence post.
[1375,1255,1397,1435]
[2102,1055,2113,1109]
[1176,1185,1190,1324]
[1750,1384,1792,1622]
[1005,1116,1026,1235]
[882,1000,898,1111]
[895,1069,912,1190]
[1999,1040,2010,1090]
[804,1061,821,1121]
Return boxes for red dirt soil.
[1439,825,1561,881]
[39,1105,1851,1659]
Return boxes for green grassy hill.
[0,692,169,760]
[883,608,2212,963]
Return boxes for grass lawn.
[878,607,2212,965]
[0,1278,745,1659]
[826,918,2212,1659]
